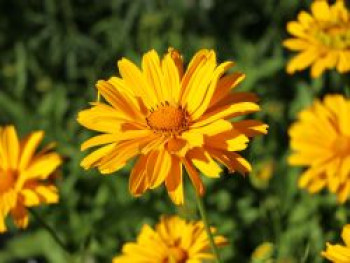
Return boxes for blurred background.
[0,0,347,262]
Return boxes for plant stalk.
[194,191,222,263]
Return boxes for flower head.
[322,224,350,262]
[112,215,227,263]
[289,95,350,203]
[284,0,350,78]
[0,126,62,232]
[78,48,267,205]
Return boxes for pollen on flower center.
[334,136,350,155]
[0,169,15,193]
[165,247,188,263]
[314,23,350,49]
[146,102,189,134]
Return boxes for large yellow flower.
[289,94,350,203]
[112,215,227,263]
[322,224,350,262]
[78,48,267,205]
[0,126,62,232]
[283,0,350,78]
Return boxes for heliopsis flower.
[0,126,62,232]
[322,224,350,262]
[283,0,350,78]
[289,94,350,203]
[113,215,227,263]
[78,48,267,204]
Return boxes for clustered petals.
[289,94,350,203]
[112,215,228,263]
[284,0,350,78]
[78,48,268,205]
[0,126,61,232]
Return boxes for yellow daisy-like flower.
[289,94,350,203]
[283,0,350,78]
[78,48,267,205]
[0,126,62,232]
[322,224,350,262]
[112,215,227,263]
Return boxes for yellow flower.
[0,126,62,232]
[251,242,274,262]
[289,94,350,203]
[283,0,350,78]
[112,215,227,263]
[322,224,350,262]
[78,48,267,205]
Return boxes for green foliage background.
[0,0,347,262]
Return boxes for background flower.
[284,0,350,78]
[113,215,227,263]
[322,224,350,262]
[0,126,61,232]
[289,94,350,203]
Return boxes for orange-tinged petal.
[165,155,184,205]
[187,148,222,178]
[182,157,205,196]
[129,154,149,196]
[10,204,28,229]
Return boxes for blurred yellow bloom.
[251,159,275,189]
[112,215,227,263]
[251,242,274,262]
[289,95,350,203]
[283,0,350,78]
[322,224,350,262]
[0,126,61,232]
[78,48,267,205]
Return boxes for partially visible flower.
[112,215,227,263]
[322,224,350,262]
[288,95,350,203]
[78,48,267,205]
[284,0,350,78]
[0,126,62,232]
[251,242,274,263]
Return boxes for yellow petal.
[286,48,319,75]
[118,58,157,108]
[19,131,44,170]
[81,144,116,170]
[165,155,184,205]
[187,148,222,178]
[194,102,260,128]
[142,50,167,103]
[342,225,350,247]
[192,61,234,120]
[311,0,331,21]
[162,52,181,103]
[283,38,310,51]
[210,72,245,107]
[147,150,172,189]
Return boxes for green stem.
[194,191,222,263]
[29,208,69,253]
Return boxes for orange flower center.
[165,247,188,263]
[0,169,16,193]
[314,22,350,49]
[146,102,189,135]
[334,136,350,156]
